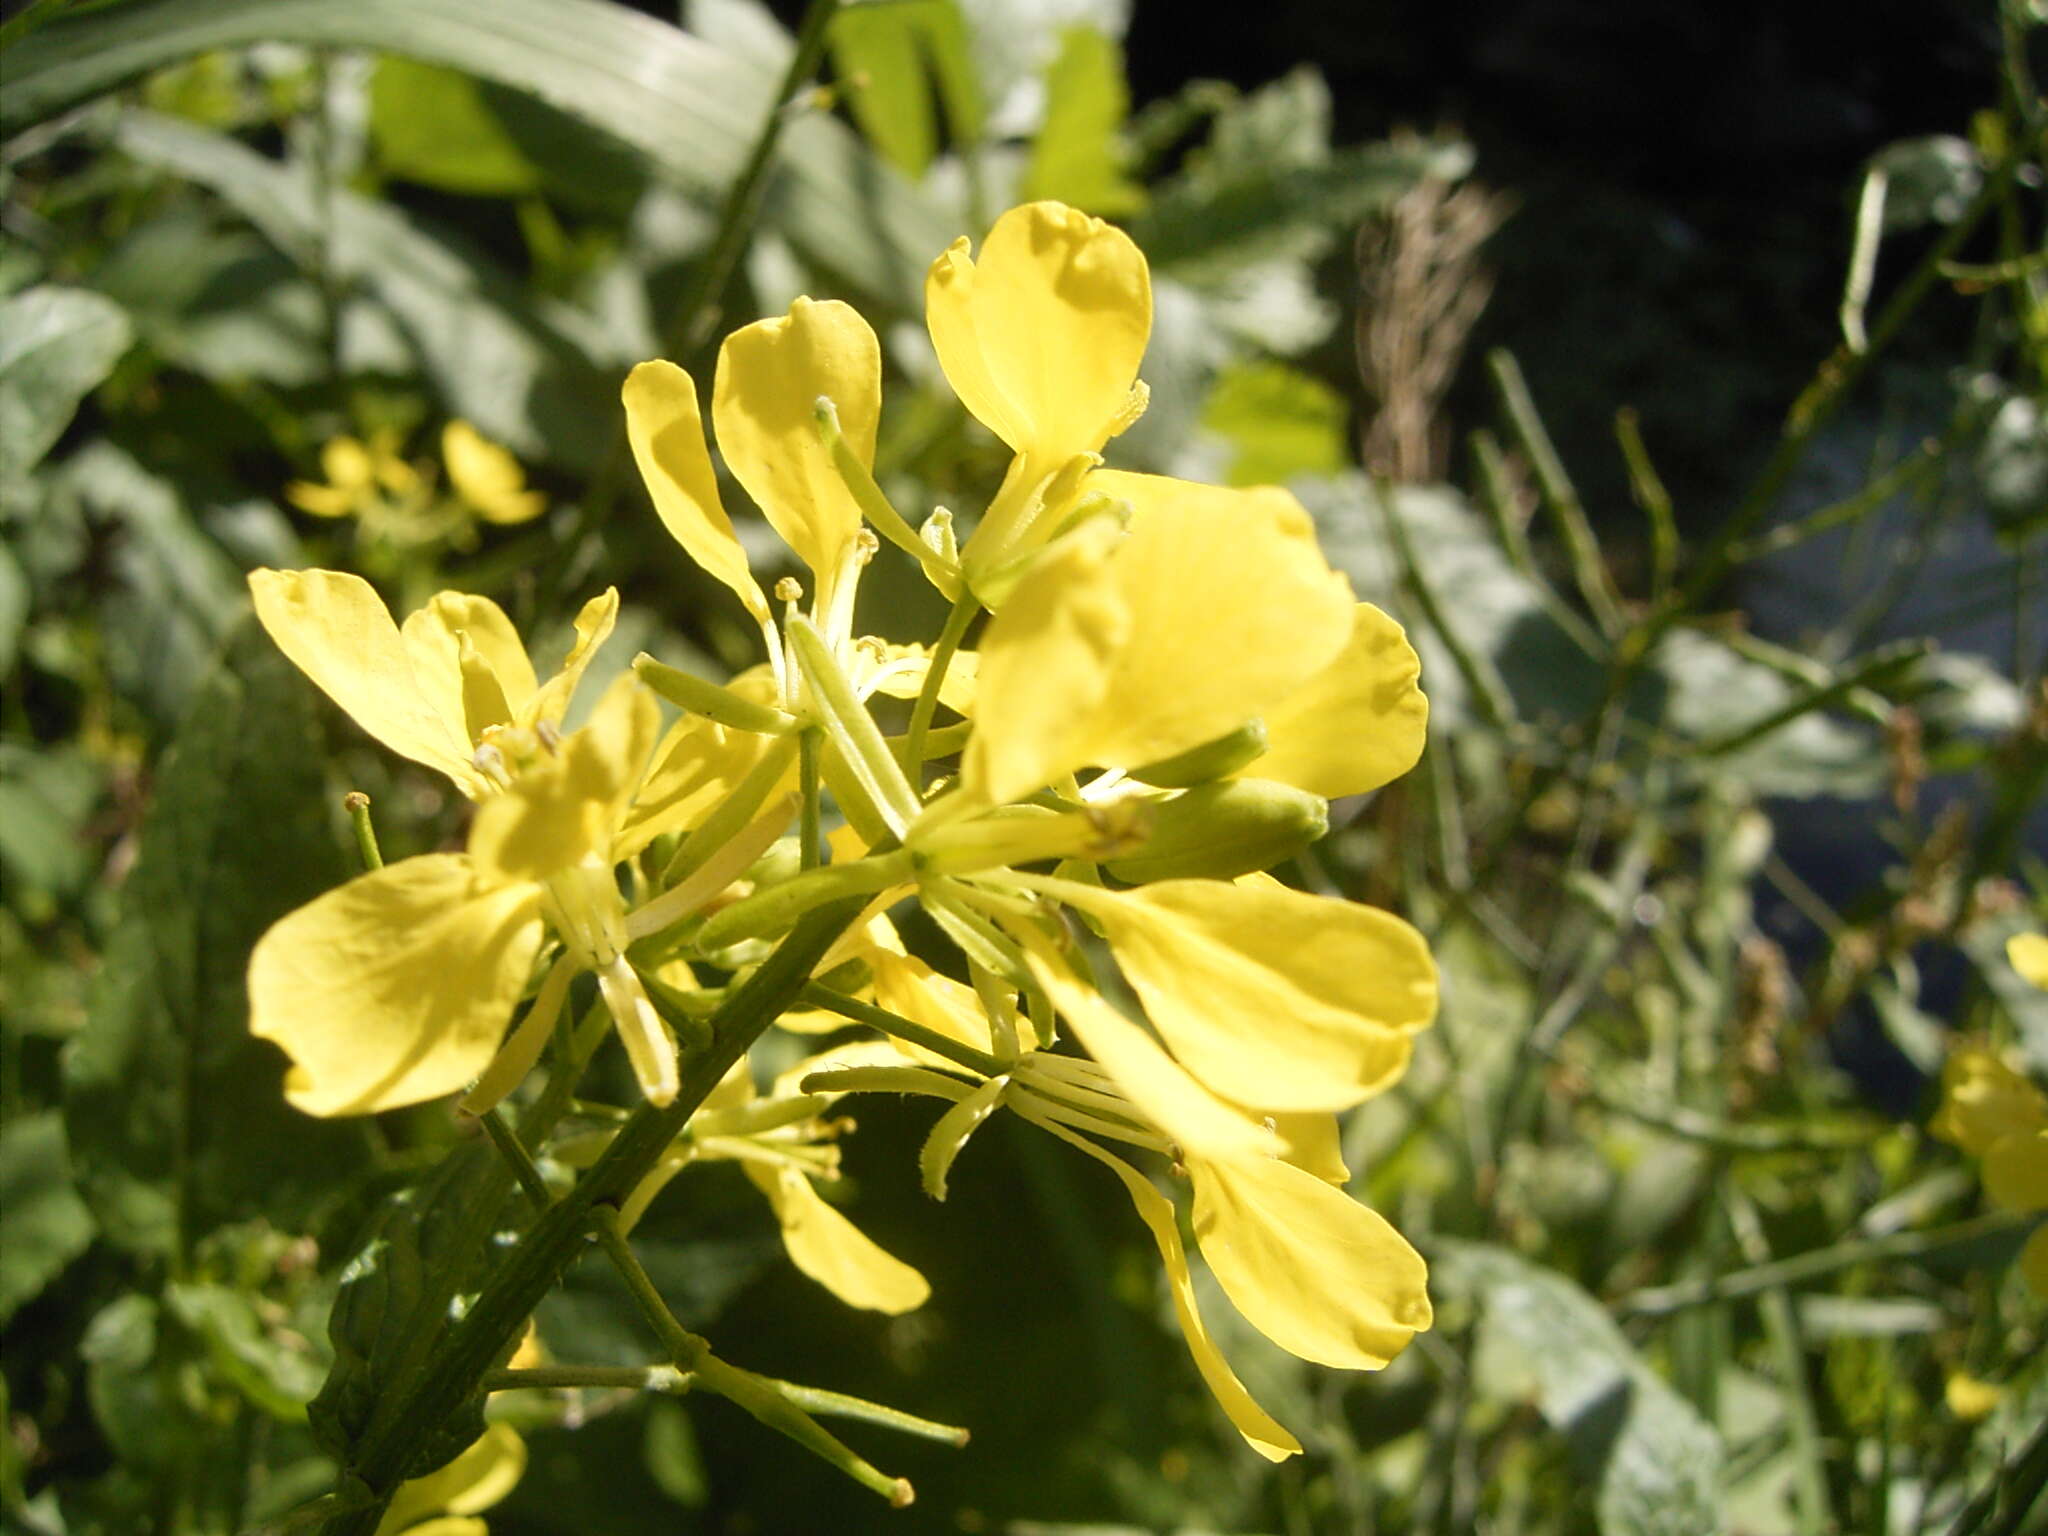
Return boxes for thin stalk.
[1614,407,1678,600]
[1373,476,1517,731]
[799,983,1005,1077]
[1487,349,1626,636]
[1697,640,1928,758]
[904,586,978,783]
[484,1364,689,1394]
[799,728,823,871]
[1616,1210,2033,1317]
[478,1107,554,1213]
[344,791,382,872]
[1727,1187,1833,1536]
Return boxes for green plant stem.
[1727,1187,1832,1536]
[1373,477,1517,731]
[1614,407,1678,600]
[1487,349,1625,636]
[799,983,1004,1076]
[317,895,870,1535]
[799,727,823,870]
[343,792,382,871]
[1696,639,1928,758]
[477,1107,553,1212]
[484,1364,690,1393]
[903,585,979,784]
[0,0,74,52]
[1616,1210,2034,1318]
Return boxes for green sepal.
[1102,777,1327,883]
[1128,717,1269,787]
[634,653,800,735]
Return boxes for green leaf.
[1199,360,1348,485]
[368,55,542,196]
[310,1141,510,1476]
[3,0,953,315]
[0,1111,95,1326]
[1439,1240,1726,1536]
[165,1280,327,1421]
[62,619,371,1257]
[111,110,615,467]
[0,740,103,911]
[0,285,131,483]
[1019,24,1143,216]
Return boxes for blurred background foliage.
[1,1,2045,1533]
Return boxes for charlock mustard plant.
[249,199,1444,1508]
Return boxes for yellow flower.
[286,429,418,520]
[1944,1370,2005,1422]
[925,202,1151,589]
[624,296,880,649]
[374,1423,525,1536]
[950,475,1355,809]
[248,678,672,1115]
[248,568,616,800]
[2009,931,2048,990]
[442,420,546,525]
[1932,1045,2048,1295]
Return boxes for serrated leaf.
[1440,1240,1726,1536]
[0,285,132,482]
[62,619,371,1256]
[0,1112,95,1326]
[1019,24,1143,216]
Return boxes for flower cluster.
[248,201,1439,1457]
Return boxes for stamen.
[598,956,678,1107]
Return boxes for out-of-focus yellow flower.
[443,420,546,525]
[2009,931,2048,989]
[1944,1370,2005,1422]
[249,679,673,1115]
[248,568,616,800]
[374,1423,525,1536]
[1932,1045,2048,1295]
[286,429,419,520]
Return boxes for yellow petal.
[284,480,358,518]
[248,568,484,795]
[1050,878,1435,1112]
[1029,1117,1300,1461]
[2009,932,2048,990]
[712,297,879,594]
[248,854,543,1116]
[406,591,539,734]
[963,475,1352,804]
[1267,1112,1350,1184]
[745,1163,930,1314]
[615,671,789,858]
[623,359,768,622]
[375,1423,526,1533]
[925,201,1150,460]
[442,420,545,524]
[1932,1047,2048,1157]
[525,588,619,731]
[1245,603,1427,799]
[1190,1153,1432,1370]
[1022,940,1278,1161]
[469,676,661,884]
[1983,1130,2048,1214]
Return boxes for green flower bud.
[1129,718,1270,788]
[1103,778,1327,884]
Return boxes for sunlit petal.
[623,359,769,622]
[1247,603,1428,799]
[745,1163,930,1314]
[248,854,543,1116]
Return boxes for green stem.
[319,895,871,1533]
[1616,1210,2034,1318]
[904,587,978,783]
[1697,639,1928,758]
[799,984,1004,1076]
[484,1364,689,1393]
[478,1107,554,1213]
[799,727,823,871]
[344,792,382,872]
[1373,477,1517,731]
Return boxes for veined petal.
[248,854,543,1116]
[713,297,879,593]
[962,476,1352,804]
[1022,941,1277,1161]
[1029,1117,1300,1461]
[1932,1048,2048,1158]
[249,568,483,795]
[1050,878,1435,1113]
[406,592,538,734]
[925,202,1150,460]
[623,359,769,623]
[526,588,620,731]
[744,1163,930,1314]
[1189,1153,1432,1371]
[1246,603,1428,799]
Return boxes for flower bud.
[1103,778,1327,884]
[1129,718,1269,788]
